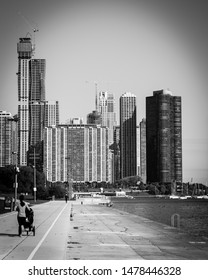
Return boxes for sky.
[0,0,208,184]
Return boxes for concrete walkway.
[1,200,208,260]
[66,201,208,260]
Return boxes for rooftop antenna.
[18,11,39,56]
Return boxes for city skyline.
[0,0,208,184]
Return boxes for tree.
[0,166,15,193]
[116,175,143,188]
[146,183,159,195]
[138,181,146,190]
[18,166,34,194]
[48,182,65,198]
[160,184,167,194]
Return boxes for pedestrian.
[65,193,68,203]
[16,194,30,237]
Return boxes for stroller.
[24,207,35,236]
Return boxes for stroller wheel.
[33,226,35,236]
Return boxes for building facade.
[44,100,59,127]
[140,118,146,184]
[113,125,120,182]
[87,110,102,125]
[17,37,47,167]
[120,92,137,178]
[29,59,46,147]
[0,111,13,166]
[97,91,116,145]
[17,37,32,165]
[97,91,117,182]
[136,125,140,176]
[146,89,182,183]
[43,124,109,183]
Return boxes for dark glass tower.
[146,89,182,183]
[120,92,137,178]
[140,118,146,183]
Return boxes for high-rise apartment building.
[17,37,47,166]
[97,91,116,182]
[146,89,182,183]
[44,101,59,127]
[97,91,116,145]
[136,125,140,176]
[0,111,13,167]
[120,92,137,178]
[140,118,146,184]
[113,125,120,182]
[43,124,109,183]
[17,37,32,165]
[17,37,47,168]
[29,59,46,147]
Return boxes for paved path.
[0,200,208,260]
[0,201,71,260]
[67,201,208,260]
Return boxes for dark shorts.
[17,216,26,226]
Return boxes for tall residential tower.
[97,91,116,182]
[44,100,59,127]
[29,59,46,147]
[120,92,137,178]
[17,37,32,165]
[17,36,47,167]
[43,124,109,183]
[146,89,182,183]
[97,91,116,145]
[0,111,13,166]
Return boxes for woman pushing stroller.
[16,194,30,237]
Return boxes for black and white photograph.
[0,0,208,278]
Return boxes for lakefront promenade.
[0,199,208,260]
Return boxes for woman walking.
[16,194,30,237]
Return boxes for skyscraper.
[97,91,116,182]
[97,91,116,145]
[43,124,109,183]
[0,111,13,167]
[17,37,32,165]
[146,89,182,183]
[140,118,146,184]
[113,125,120,182]
[44,100,59,127]
[29,59,46,147]
[136,125,140,176]
[120,92,137,178]
[17,37,47,168]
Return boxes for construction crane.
[18,11,39,56]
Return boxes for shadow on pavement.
[0,233,18,237]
